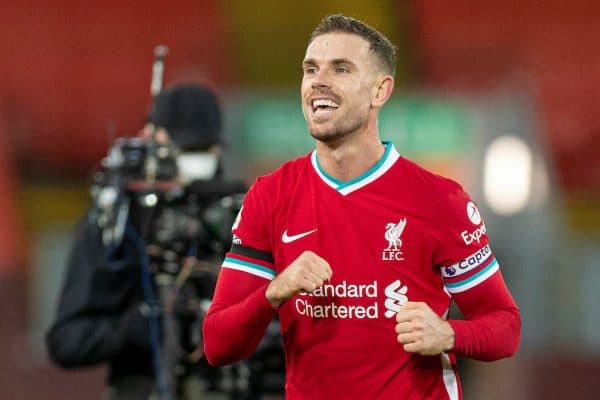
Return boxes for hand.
[265,251,332,308]
[395,301,455,356]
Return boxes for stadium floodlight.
[483,135,532,215]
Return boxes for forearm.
[203,278,277,366]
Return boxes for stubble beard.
[308,112,366,144]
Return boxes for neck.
[315,132,386,182]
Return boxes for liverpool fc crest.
[382,218,407,261]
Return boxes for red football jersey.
[209,143,513,400]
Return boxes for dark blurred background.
[1,1,599,398]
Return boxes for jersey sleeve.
[222,176,276,281]
[432,183,498,294]
[203,177,279,366]
[432,182,520,360]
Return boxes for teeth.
[312,99,339,108]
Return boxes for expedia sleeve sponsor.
[431,186,492,270]
[460,223,487,246]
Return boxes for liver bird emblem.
[385,218,407,251]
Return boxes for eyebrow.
[302,58,357,68]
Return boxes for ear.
[372,75,394,108]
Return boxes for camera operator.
[45,83,256,400]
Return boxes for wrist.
[265,280,283,309]
[443,321,456,352]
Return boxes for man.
[203,14,521,400]
[46,84,248,399]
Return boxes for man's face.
[301,32,380,142]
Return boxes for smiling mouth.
[311,98,340,115]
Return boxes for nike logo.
[282,229,317,243]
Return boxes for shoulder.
[395,156,477,230]
[249,152,313,194]
[397,156,466,199]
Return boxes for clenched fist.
[266,251,332,308]
[395,301,455,356]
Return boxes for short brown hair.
[309,14,397,77]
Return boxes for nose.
[311,69,332,89]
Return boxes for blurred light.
[484,135,532,215]
[142,193,159,207]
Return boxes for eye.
[335,66,350,73]
[304,66,317,75]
